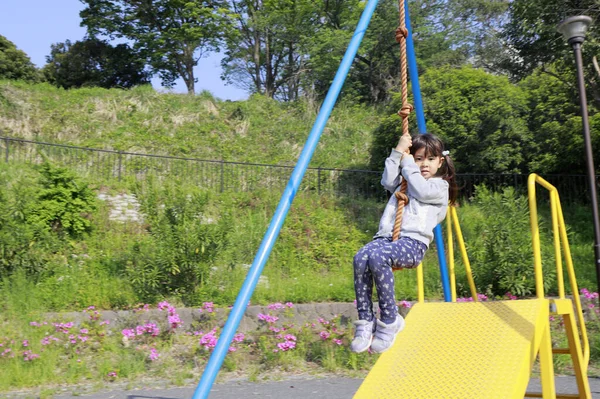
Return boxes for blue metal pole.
[404,0,452,302]
[191,1,381,397]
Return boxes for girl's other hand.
[396,134,412,154]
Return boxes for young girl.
[351,133,457,354]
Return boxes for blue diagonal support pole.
[404,0,451,302]
[191,1,381,397]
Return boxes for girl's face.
[414,148,443,179]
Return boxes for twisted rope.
[392,180,409,241]
[396,2,413,137]
[392,0,411,250]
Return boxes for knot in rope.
[394,190,409,207]
[395,27,408,43]
[397,103,414,119]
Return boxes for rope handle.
[392,0,412,251]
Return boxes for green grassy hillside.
[0,81,382,168]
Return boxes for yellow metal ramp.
[354,299,549,399]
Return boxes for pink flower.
[23,350,40,361]
[277,341,296,351]
[233,333,245,343]
[284,334,296,341]
[1,348,13,358]
[168,314,183,329]
[133,304,150,313]
[199,329,219,350]
[268,302,285,310]
[505,292,518,300]
[333,339,343,345]
[581,288,599,299]
[41,336,59,346]
[285,302,294,308]
[122,329,136,338]
[54,322,74,334]
[258,313,279,323]
[319,331,331,340]
[149,348,159,361]
[22,340,29,347]
[398,300,412,308]
[202,302,214,313]
[80,329,89,334]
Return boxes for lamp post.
[557,15,600,296]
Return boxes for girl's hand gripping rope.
[395,134,412,156]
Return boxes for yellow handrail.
[447,214,456,302]
[446,206,478,302]
[528,173,589,367]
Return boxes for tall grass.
[0,81,381,169]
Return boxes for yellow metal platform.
[354,299,549,399]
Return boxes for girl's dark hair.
[409,133,458,205]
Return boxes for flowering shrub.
[2,300,380,390]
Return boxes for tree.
[306,0,510,103]
[0,35,39,81]
[420,66,531,174]
[222,0,322,100]
[502,0,600,80]
[43,39,150,89]
[520,64,600,175]
[411,0,509,73]
[369,66,532,174]
[80,0,234,94]
[501,0,600,108]
[220,0,510,102]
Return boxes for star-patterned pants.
[353,237,427,324]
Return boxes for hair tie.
[442,150,450,156]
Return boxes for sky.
[0,0,248,101]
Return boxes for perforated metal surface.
[355,299,548,399]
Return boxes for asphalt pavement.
[3,375,597,399]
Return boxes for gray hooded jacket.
[374,149,449,247]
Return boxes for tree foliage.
[411,0,509,72]
[370,66,531,173]
[124,182,229,303]
[221,0,510,102]
[467,186,555,297]
[503,0,600,78]
[521,65,600,174]
[222,0,342,100]
[28,162,97,239]
[80,0,234,94]
[43,39,150,89]
[0,35,39,82]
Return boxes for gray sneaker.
[350,319,375,353]
[370,315,405,353]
